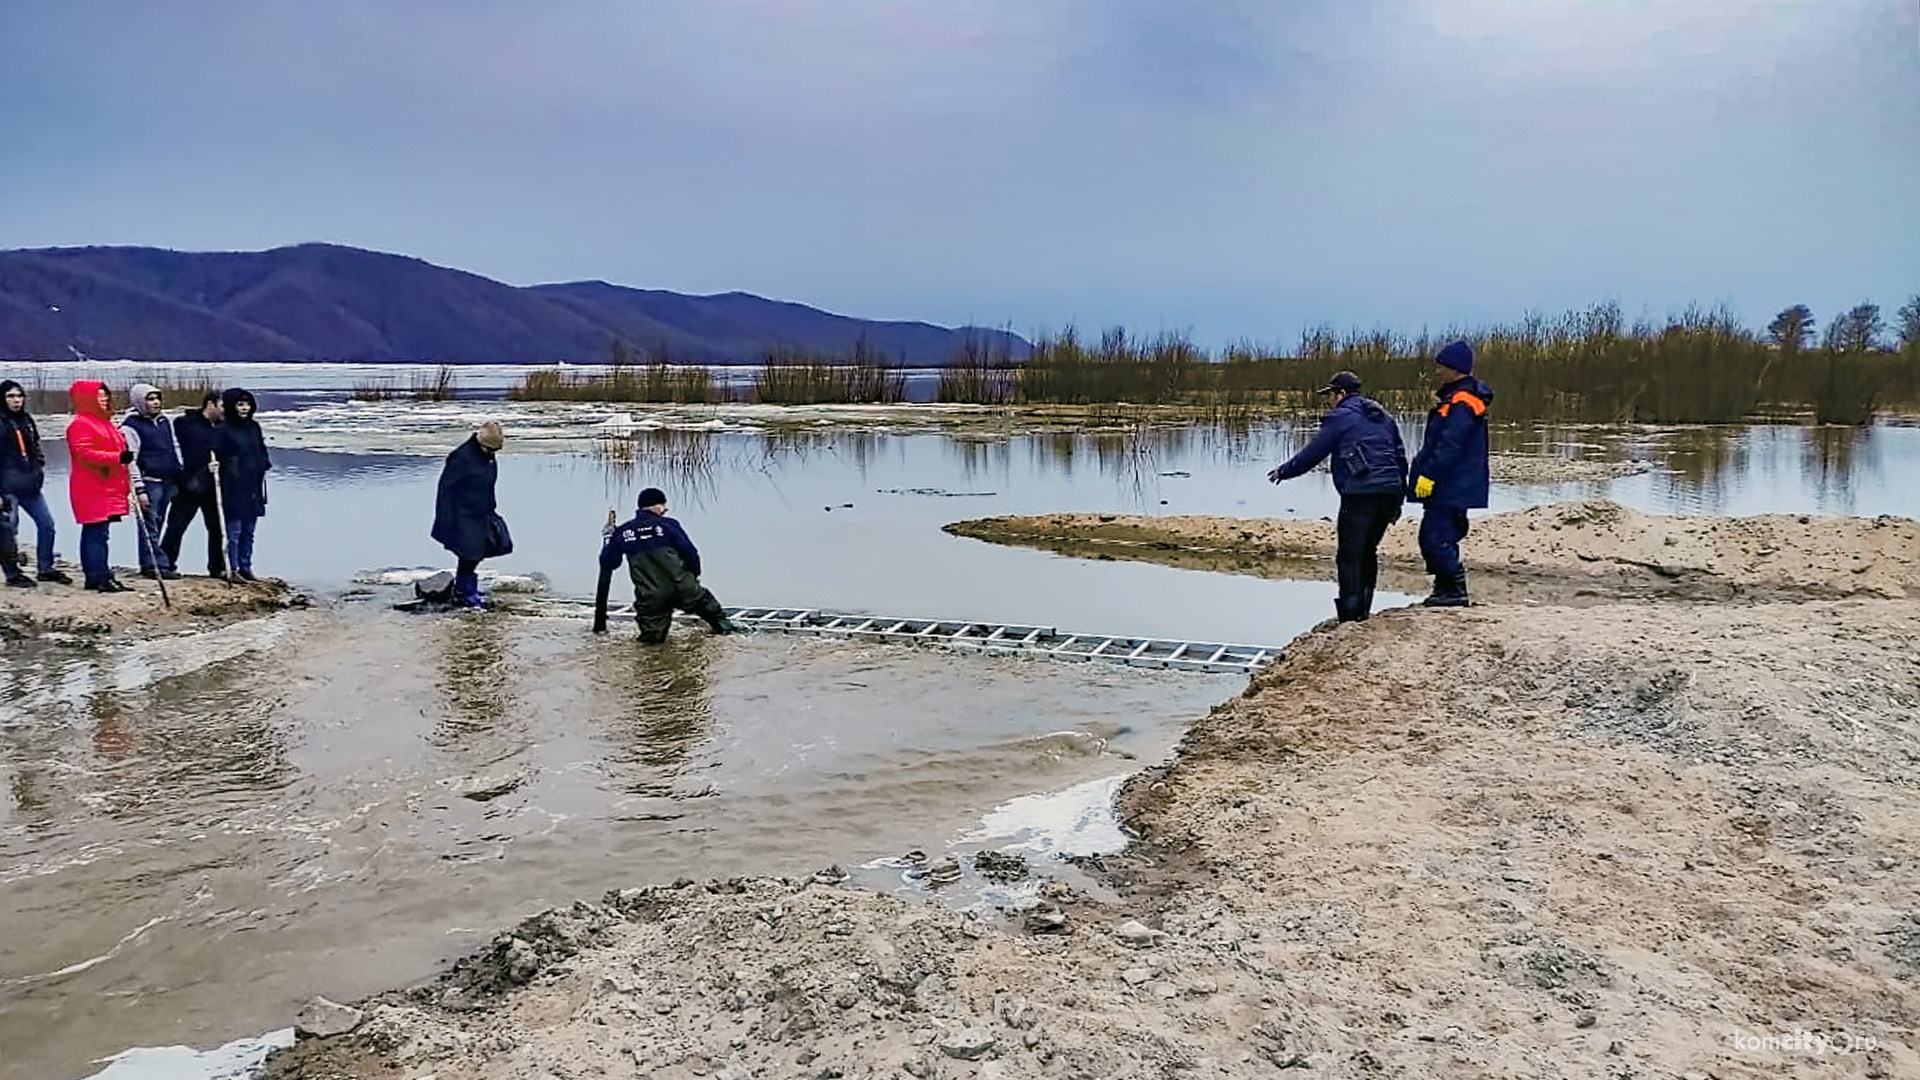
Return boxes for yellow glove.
[1413,476,1435,499]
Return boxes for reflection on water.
[589,633,717,785]
[0,608,1237,1080]
[433,613,522,740]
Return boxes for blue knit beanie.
[637,487,667,509]
[1436,340,1474,375]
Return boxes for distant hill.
[0,243,1028,365]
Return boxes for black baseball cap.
[1317,371,1362,394]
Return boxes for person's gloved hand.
[1266,465,1285,484]
[1413,476,1435,499]
[118,449,134,464]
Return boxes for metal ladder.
[525,598,1283,675]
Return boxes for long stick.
[209,455,232,584]
[592,508,616,633]
[130,474,170,608]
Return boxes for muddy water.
[2,599,1238,1080]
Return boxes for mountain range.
[0,243,1027,365]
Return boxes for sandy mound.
[263,596,1920,1080]
[0,570,304,640]
[945,499,1920,601]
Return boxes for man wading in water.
[1268,371,1408,622]
[594,487,741,642]
[1408,341,1493,607]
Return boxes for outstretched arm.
[1267,415,1343,483]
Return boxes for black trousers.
[1335,492,1402,620]
[160,486,226,575]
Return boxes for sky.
[2,0,1915,347]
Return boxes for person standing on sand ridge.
[1408,341,1493,607]
[1,379,70,586]
[120,382,184,580]
[161,392,228,578]
[215,388,272,581]
[1268,371,1409,622]
[63,380,137,592]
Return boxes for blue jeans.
[6,489,58,574]
[135,478,176,573]
[80,521,112,585]
[1418,505,1471,577]
[225,515,259,574]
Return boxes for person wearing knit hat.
[595,486,741,642]
[1408,340,1494,607]
[431,421,513,607]
[119,383,184,579]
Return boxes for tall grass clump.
[986,303,1916,425]
[937,331,1018,404]
[23,366,221,414]
[509,340,716,404]
[410,364,458,401]
[750,336,906,405]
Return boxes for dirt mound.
[946,499,1920,600]
[265,596,1920,1079]
[0,571,305,639]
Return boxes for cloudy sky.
[2,1,1914,344]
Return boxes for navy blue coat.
[432,435,508,561]
[1410,376,1493,508]
[1271,394,1408,497]
[174,409,221,496]
[215,389,271,518]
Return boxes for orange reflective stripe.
[1444,390,1486,417]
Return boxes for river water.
[3,364,1916,1080]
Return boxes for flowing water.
[4,366,1917,1080]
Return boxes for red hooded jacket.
[65,380,132,525]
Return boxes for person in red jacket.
[64,380,137,592]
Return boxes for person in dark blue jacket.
[595,487,740,643]
[1268,371,1408,621]
[120,382,184,579]
[160,393,228,577]
[215,388,273,581]
[1,379,69,585]
[431,421,511,607]
[1408,341,1493,607]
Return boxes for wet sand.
[945,499,1920,601]
[261,505,1920,1080]
[0,571,303,640]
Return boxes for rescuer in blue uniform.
[595,487,741,643]
[1268,371,1408,621]
[1408,341,1493,607]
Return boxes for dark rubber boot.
[1422,571,1470,608]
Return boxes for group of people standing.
[0,379,271,592]
[1269,340,1493,621]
